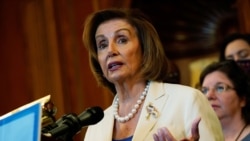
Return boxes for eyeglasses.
[200,83,235,95]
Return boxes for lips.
[108,62,123,71]
[211,104,220,109]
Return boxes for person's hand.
[153,117,201,141]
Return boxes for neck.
[113,81,150,123]
[235,124,247,141]
[115,81,147,101]
[221,119,247,141]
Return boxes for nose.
[206,89,217,100]
[233,55,240,61]
[107,42,118,57]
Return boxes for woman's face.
[95,19,142,83]
[201,71,245,120]
[225,39,250,61]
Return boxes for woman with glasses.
[199,60,250,141]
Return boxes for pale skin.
[202,71,250,141]
[95,19,148,139]
[153,117,201,141]
[95,19,200,141]
[225,39,250,61]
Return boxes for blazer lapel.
[132,81,169,141]
[97,106,115,140]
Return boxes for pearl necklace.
[113,81,150,123]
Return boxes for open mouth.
[108,62,123,70]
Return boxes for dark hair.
[219,33,250,61]
[199,60,250,124]
[82,8,170,94]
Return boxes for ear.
[240,96,246,107]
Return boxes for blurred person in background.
[199,60,250,141]
[219,33,250,61]
[219,33,250,75]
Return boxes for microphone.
[42,106,104,139]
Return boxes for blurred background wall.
[0,0,249,140]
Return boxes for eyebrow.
[95,28,133,39]
[202,82,228,87]
[116,28,131,34]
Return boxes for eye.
[226,55,234,60]
[239,50,250,59]
[215,85,226,93]
[97,40,108,50]
[117,36,128,44]
[201,87,209,95]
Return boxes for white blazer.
[84,81,223,141]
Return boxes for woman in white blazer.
[82,8,223,141]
